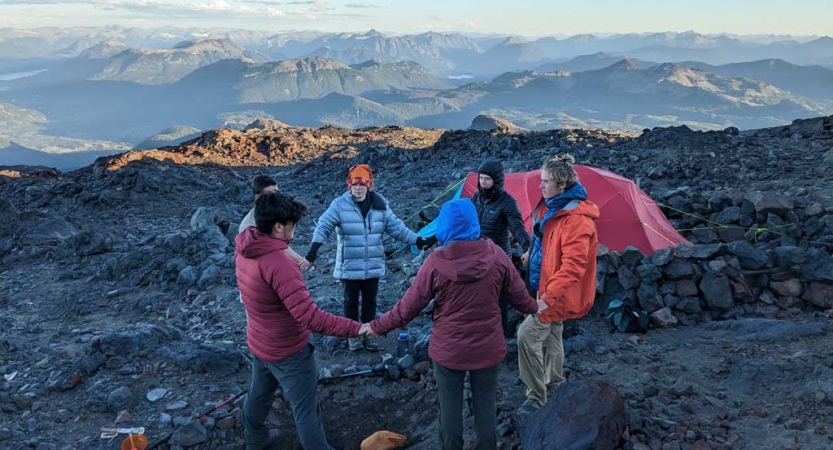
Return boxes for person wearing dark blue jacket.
[471,159,531,338]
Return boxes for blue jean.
[241,345,335,450]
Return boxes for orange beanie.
[347,164,374,189]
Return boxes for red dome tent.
[460,166,689,254]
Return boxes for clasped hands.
[358,323,382,337]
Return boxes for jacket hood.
[478,159,505,188]
[432,240,497,282]
[557,199,601,220]
[436,199,480,245]
[235,227,288,259]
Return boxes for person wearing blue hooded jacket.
[305,164,436,351]
[369,198,543,450]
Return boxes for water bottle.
[396,332,409,358]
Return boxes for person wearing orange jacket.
[517,154,600,413]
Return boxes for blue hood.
[436,199,480,245]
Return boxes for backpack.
[605,300,649,334]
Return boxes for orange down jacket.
[536,199,599,323]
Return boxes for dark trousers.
[342,278,379,323]
[499,296,513,338]
[434,362,500,450]
[240,345,334,450]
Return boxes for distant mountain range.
[2,26,833,168]
[92,39,260,84]
[3,27,833,77]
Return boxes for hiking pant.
[434,362,500,450]
[342,278,379,323]
[517,315,565,407]
[241,345,335,450]
[499,296,512,338]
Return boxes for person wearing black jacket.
[471,159,532,338]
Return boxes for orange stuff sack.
[360,430,407,450]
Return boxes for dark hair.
[255,192,309,234]
[251,175,278,197]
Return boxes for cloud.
[0,0,289,17]
[344,2,381,8]
[238,0,327,8]
[429,15,444,21]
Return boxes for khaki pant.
[517,315,564,406]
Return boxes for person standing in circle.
[306,164,436,351]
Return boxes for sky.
[0,0,831,37]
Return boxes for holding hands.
[358,323,381,337]
[415,235,438,250]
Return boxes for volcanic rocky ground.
[1,116,833,450]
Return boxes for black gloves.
[305,242,323,263]
[416,235,438,250]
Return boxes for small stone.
[398,354,415,369]
[414,361,431,375]
[106,386,134,413]
[115,410,131,424]
[158,413,172,427]
[381,353,395,365]
[387,365,401,381]
[0,428,11,441]
[217,417,235,430]
[675,280,699,297]
[785,419,804,430]
[146,388,168,402]
[168,419,208,446]
[753,407,768,418]
[649,308,678,328]
[669,376,695,397]
[319,368,333,380]
[166,400,188,411]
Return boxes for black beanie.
[478,159,505,188]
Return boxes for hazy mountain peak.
[500,36,530,45]
[271,57,352,72]
[243,118,294,131]
[468,114,525,133]
[78,40,129,59]
[92,38,252,84]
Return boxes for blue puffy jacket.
[312,191,418,280]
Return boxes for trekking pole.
[146,391,247,450]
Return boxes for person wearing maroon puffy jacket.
[368,199,545,450]
[235,192,370,450]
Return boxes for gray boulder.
[519,379,627,450]
[725,241,768,270]
[66,231,112,256]
[746,191,794,217]
[637,283,664,313]
[0,199,20,238]
[802,282,833,309]
[23,218,78,246]
[801,248,833,282]
[774,246,807,269]
[700,272,734,310]
[663,259,695,280]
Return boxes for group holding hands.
[235,155,599,450]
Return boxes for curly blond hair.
[541,154,578,186]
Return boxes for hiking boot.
[363,335,382,352]
[517,398,542,415]
[348,337,363,351]
[245,430,283,450]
